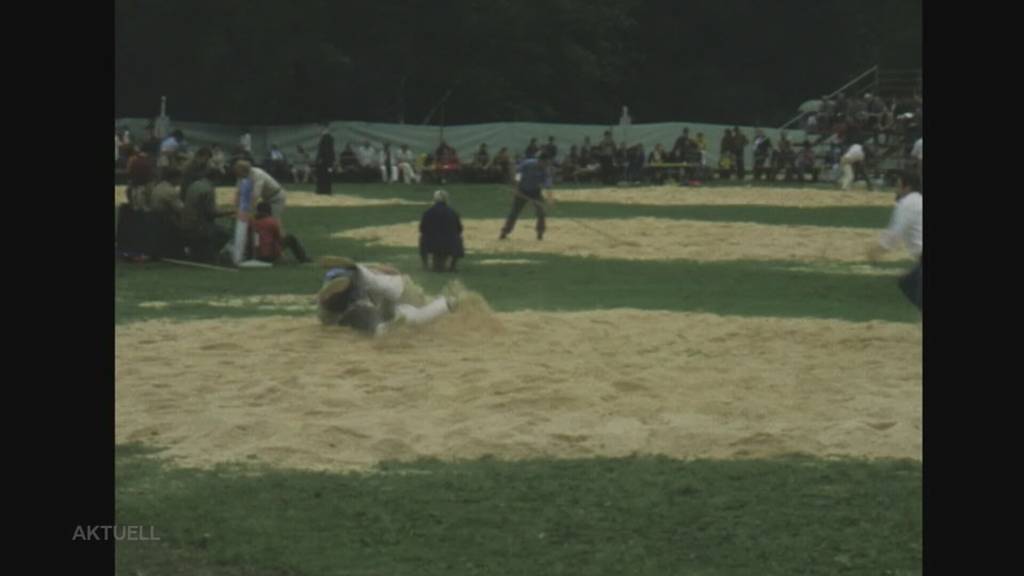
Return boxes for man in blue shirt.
[499,150,551,240]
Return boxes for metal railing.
[778,65,879,131]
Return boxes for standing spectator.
[626,143,645,183]
[239,129,252,155]
[580,136,593,166]
[597,131,617,185]
[379,142,397,183]
[694,133,708,179]
[911,137,923,189]
[731,126,749,181]
[291,144,312,184]
[752,129,774,181]
[719,129,734,173]
[315,124,335,195]
[839,141,872,190]
[776,132,796,181]
[672,128,692,162]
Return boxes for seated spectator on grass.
[292,144,312,184]
[143,166,187,259]
[181,167,233,263]
[648,143,667,164]
[718,151,736,180]
[672,128,692,162]
[473,143,490,168]
[268,144,289,181]
[158,129,185,171]
[489,147,512,181]
[434,140,460,169]
[524,138,540,159]
[210,145,227,179]
[542,136,558,165]
[419,189,464,273]
[140,126,161,158]
[357,141,378,169]
[118,155,158,260]
[393,144,419,184]
[181,147,213,200]
[580,136,593,166]
[794,142,819,182]
[626,143,645,183]
[338,143,360,172]
[695,133,709,179]
[250,201,310,264]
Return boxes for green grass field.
[115,181,921,575]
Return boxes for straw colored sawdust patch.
[116,309,921,472]
[552,185,895,207]
[335,218,911,263]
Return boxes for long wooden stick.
[505,188,640,247]
[162,258,239,272]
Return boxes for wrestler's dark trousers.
[501,195,546,238]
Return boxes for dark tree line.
[115,0,920,126]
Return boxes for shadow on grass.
[116,444,921,576]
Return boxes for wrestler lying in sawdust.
[316,256,460,336]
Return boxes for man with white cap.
[316,256,458,336]
[419,189,464,272]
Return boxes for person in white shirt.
[233,160,287,227]
[868,169,922,311]
[839,141,873,191]
[291,144,313,184]
[911,137,923,188]
[357,141,378,169]
[395,144,421,184]
[240,131,252,154]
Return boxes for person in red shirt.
[249,202,311,263]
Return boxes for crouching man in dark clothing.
[181,168,233,262]
[419,189,465,272]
